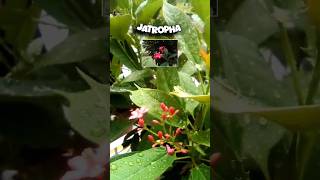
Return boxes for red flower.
[160,102,168,112]
[166,145,175,156]
[148,135,155,143]
[159,46,166,53]
[138,118,144,127]
[153,52,162,60]
[158,131,163,139]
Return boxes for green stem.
[144,127,158,137]
[280,24,304,105]
[176,156,191,160]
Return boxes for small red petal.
[148,135,155,143]
[168,106,175,115]
[138,118,144,127]
[160,102,168,112]
[157,131,163,139]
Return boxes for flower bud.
[175,128,182,136]
[164,133,170,140]
[180,149,189,154]
[168,106,175,115]
[152,120,161,125]
[157,131,163,139]
[210,153,222,169]
[148,135,155,143]
[160,102,168,112]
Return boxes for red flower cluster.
[153,52,162,60]
[152,46,167,60]
[146,102,188,156]
[160,102,179,120]
[127,103,188,156]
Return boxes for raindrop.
[138,153,144,157]
[129,162,134,166]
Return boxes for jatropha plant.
[110,0,211,179]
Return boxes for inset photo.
[141,39,178,67]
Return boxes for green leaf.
[59,71,107,144]
[189,164,211,180]
[163,0,201,64]
[241,116,286,180]
[77,68,106,99]
[214,79,320,130]
[156,68,179,92]
[35,0,103,30]
[218,32,296,106]
[203,16,210,48]
[110,14,132,39]
[226,0,278,44]
[190,129,210,147]
[170,86,209,104]
[135,0,163,24]
[110,147,176,180]
[178,72,200,95]
[0,5,41,50]
[111,57,122,79]
[130,88,187,127]
[121,69,153,83]
[111,116,133,142]
[191,0,210,23]
[33,28,106,69]
[110,39,142,70]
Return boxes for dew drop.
[138,153,144,157]
[129,162,134,166]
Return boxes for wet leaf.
[110,147,176,180]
